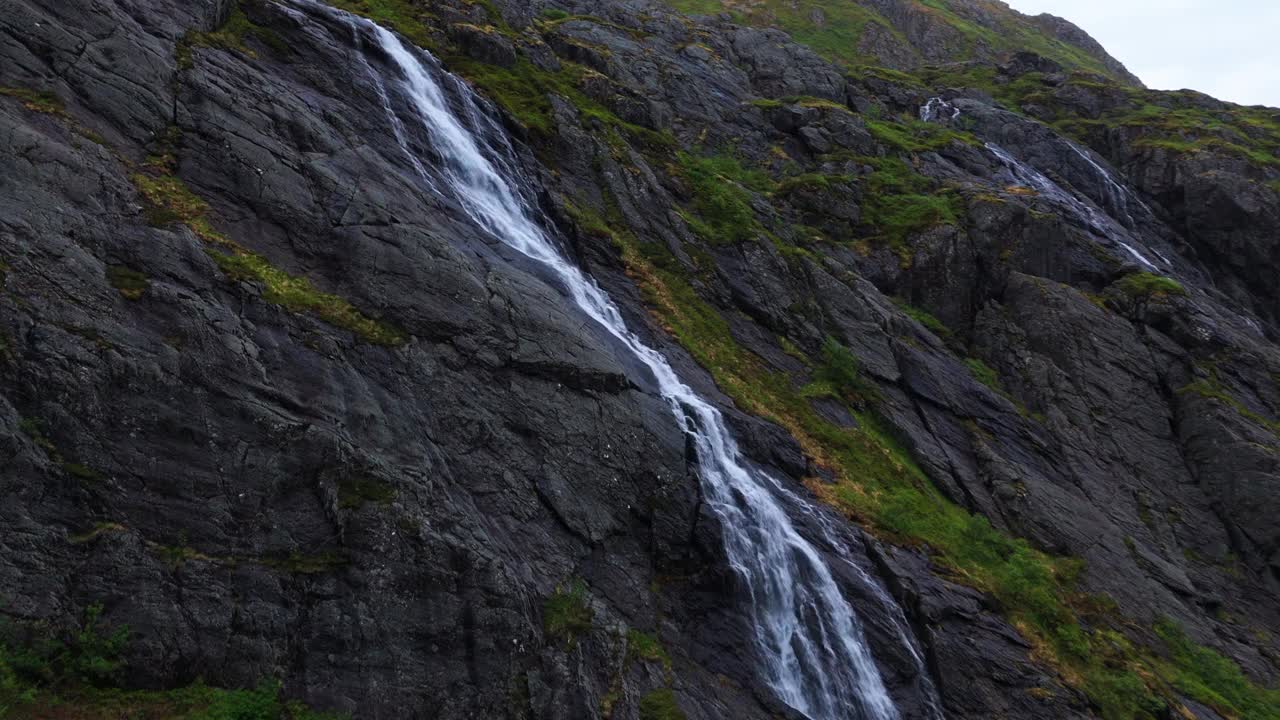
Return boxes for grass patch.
[894,300,952,338]
[638,688,686,720]
[676,151,772,244]
[964,357,1000,390]
[857,157,963,248]
[0,87,66,117]
[131,170,404,345]
[67,523,127,545]
[866,116,976,153]
[336,474,396,510]
[1178,375,1280,438]
[177,3,289,70]
[543,581,593,647]
[1155,619,1280,719]
[60,462,101,482]
[105,265,148,300]
[625,630,671,671]
[1,604,343,718]
[1111,272,1186,301]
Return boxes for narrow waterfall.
[293,3,934,718]
[985,142,1162,271]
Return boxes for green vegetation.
[336,474,396,510]
[964,357,1000,390]
[895,300,952,338]
[325,0,440,47]
[866,116,976,153]
[543,581,593,647]
[131,171,404,345]
[0,605,342,718]
[178,3,289,70]
[1111,272,1187,302]
[676,151,772,244]
[659,0,1120,80]
[801,337,878,405]
[625,630,671,671]
[945,69,1280,169]
[597,215,1272,719]
[637,688,686,720]
[1179,374,1280,438]
[262,551,349,575]
[0,87,66,117]
[857,157,963,248]
[1155,619,1280,719]
[105,265,149,300]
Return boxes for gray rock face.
[1,0,1277,718]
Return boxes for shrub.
[638,688,686,720]
[1112,272,1186,300]
[805,337,878,404]
[625,630,671,670]
[106,265,149,300]
[677,152,771,244]
[544,581,593,646]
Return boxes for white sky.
[1003,0,1280,108]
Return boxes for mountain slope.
[1,0,1278,719]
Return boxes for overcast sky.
[1003,0,1280,108]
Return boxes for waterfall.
[292,3,938,718]
[985,142,1162,271]
[919,97,960,123]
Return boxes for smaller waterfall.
[920,97,960,123]
[986,142,1161,271]
[1065,141,1153,227]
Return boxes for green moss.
[676,151,772,244]
[858,157,963,247]
[0,87,66,117]
[866,117,976,153]
[1178,376,1280,437]
[0,605,344,720]
[60,462,101,482]
[1111,272,1186,300]
[337,474,396,510]
[626,630,672,671]
[178,3,289,70]
[638,688,686,720]
[105,265,149,300]
[540,7,569,20]
[964,357,1000,390]
[324,0,440,48]
[544,581,593,647]
[1155,620,1280,719]
[67,523,127,545]
[894,300,952,338]
[801,337,878,405]
[131,171,405,345]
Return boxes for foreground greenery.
[1,605,342,719]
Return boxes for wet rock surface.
[1,0,1278,718]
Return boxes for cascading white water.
[305,5,919,718]
[919,97,960,123]
[985,142,1162,271]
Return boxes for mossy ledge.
[130,171,405,346]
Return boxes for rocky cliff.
[1,0,1278,719]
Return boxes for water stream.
[295,3,939,718]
